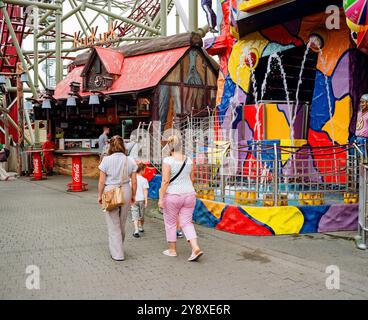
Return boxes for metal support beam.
[175,9,180,34]
[84,2,160,35]
[0,2,38,97]
[22,37,157,55]
[55,0,63,84]
[68,0,90,36]
[37,4,83,38]
[160,0,167,36]
[39,9,53,25]
[173,0,189,31]
[16,63,24,174]
[33,6,39,90]
[188,0,198,32]
[2,0,60,10]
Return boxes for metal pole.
[160,0,167,36]
[33,6,39,90]
[16,63,24,175]
[188,0,198,32]
[2,95,9,149]
[273,143,278,206]
[175,9,180,34]
[55,0,63,84]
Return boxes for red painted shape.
[308,129,347,184]
[357,29,368,55]
[244,51,257,68]
[94,47,124,75]
[216,206,273,236]
[55,46,190,100]
[261,24,303,47]
[243,104,264,140]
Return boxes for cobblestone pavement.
[1,175,368,300]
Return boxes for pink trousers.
[163,192,197,242]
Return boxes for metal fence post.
[273,143,278,206]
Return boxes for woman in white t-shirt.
[158,135,203,261]
[98,136,138,261]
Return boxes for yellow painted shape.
[280,139,307,164]
[201,199,227,220]
[228,33,269,93]
[239,0,277,12]
[265,104,290,139]
[322,96,352,145]
[241,205,304,235]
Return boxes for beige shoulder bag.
[102,156,129,212]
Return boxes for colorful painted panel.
[194,198,358,236]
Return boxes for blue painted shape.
[217,75,236,125]
[298,205,330,233]
[148,175,161,199]
[262,43,295,57]
[246,139,281,170]
[310,71,336,132]
[193,199,221,228]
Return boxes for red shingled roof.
[92,47,124,75]
[54,46,190,100]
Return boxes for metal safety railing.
[193,143,361,207]
[355,163,368,250]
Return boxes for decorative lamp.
[0,75,6,85]
[66,96,77,107]
[20,73,28,83]
[24,100,33,110]
[89,93,100,105]
[42,98,51,109]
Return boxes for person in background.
[98,126,110,155]
[201,0,218,33]
[42,133,55,176]
[131,162,149,238]
[0,144,14,181]
[158,135,203,262]
[98,135,137,261]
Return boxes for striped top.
[163,156,195,194]
[99,152,137,186]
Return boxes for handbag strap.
[119,155,129,186]
[169,157,187,184]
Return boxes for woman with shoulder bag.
[98,135,138,261]
[158,135,203,261]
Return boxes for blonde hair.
[167,135,182,154]
[108,135,127,155]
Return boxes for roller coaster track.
[115,0,174,37]
[0,3,27,74]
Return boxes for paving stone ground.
[0,175,368,300]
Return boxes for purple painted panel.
[318,204,358,232]
[273,104,306,139]
[331,51,350,100]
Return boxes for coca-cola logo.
[34,159,39,174]
[73,163,80,183]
